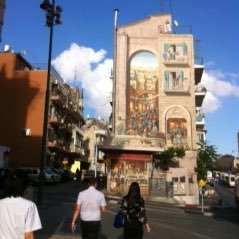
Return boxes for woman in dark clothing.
[120,182,151,239]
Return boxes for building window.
[164,70,187,92]
[163,43,187,63]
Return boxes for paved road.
[32,181,239,239]
[213,181,237,208]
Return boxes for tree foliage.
[153,147,185,171]
[195,141,217,181]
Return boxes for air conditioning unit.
[21,128,31,136]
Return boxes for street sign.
[198,179,206,187]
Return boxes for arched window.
[126,51,159,137]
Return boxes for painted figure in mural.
[168,119,187,146]
[71,177,106,239]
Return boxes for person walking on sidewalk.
[0,171,42,239]
[71,177,106,239]
[120,181,151,239]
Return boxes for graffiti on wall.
[126,51,159,137]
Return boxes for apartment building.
[81,117,109,173]
[0,52,86,169]
[0,0,5,42]
[99,13,205,205]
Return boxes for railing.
[194,57,204,65]
[164,79,189,92]
[196,114,205,124]
[32,63,64,84]
[195,85,206,93]
[158,24,192,34]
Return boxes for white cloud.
[201,70,239,113]
[52,43,113,120]
[202,92,221,113]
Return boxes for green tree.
[149,147,185,197]
[152,147,185,172]
[195,141,217,181]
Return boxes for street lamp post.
[37,0,62,205]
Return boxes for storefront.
[105,152,152,196]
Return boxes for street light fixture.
[37,0,62,205]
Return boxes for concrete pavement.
[26,180,235,239]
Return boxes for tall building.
[0,52,86,169]
[0,0,5,42]
[99,13,205,205]
[81,118,109,172]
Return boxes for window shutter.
[164,71,169,90]
[182,43,187,55]
[164,44,168,53]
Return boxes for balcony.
[196,114,205,128]
[194,62,204,85]
[47,140,63,151]
[50,93,67,107]
[69,144,84,156]
[48,116,62,126]
[195,85,206,107]
[66,104,84,121]
[59,123,73,134]
[164,79,189,93]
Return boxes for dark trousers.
[123,221,143,239]
[80,220,101,239]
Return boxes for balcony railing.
[32,63,64,84]
[164,79,189,92]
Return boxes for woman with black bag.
[120,181,151,239]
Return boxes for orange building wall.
[0,53,47,168]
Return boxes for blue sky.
[1,0,239,155]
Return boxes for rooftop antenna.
[74,66,77,88]
[173,20,179,27]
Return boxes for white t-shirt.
[0,197,42,239]
[77,186,106,221]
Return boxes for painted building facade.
[99,13,205,205]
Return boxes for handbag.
[113,211,124,228]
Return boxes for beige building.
[99,13,205,205]
[81,118,109,173]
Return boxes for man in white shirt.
[71,177,106,239]
[0,171,42,239]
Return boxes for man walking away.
[0,171,42,239]
[71,177,106,239]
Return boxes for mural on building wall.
[167,118,187,147]
[126,51,159,137]
[110,158,148,195]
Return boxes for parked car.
[235,177,239,206]
[52,168,75,182]
[45,168,61,183]
[225,174,235,187]
[16,167,60,185]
